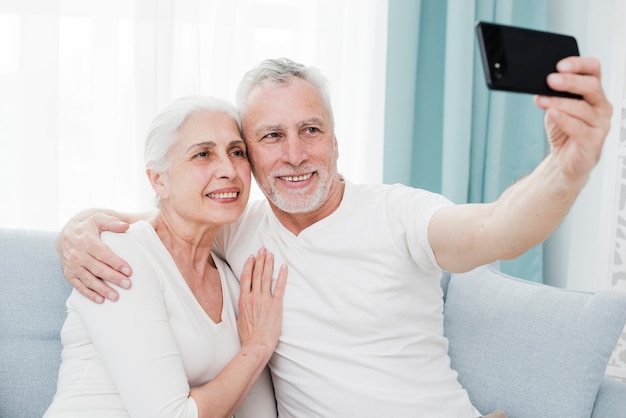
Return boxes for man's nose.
[282,134,308,166]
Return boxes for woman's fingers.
[261,251,274,294]
[243,247,287,297]
[273,264,288,299]
[252,247,266,294]
[239,255,255,293]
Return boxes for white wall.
[544,0,622,290]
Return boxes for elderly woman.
[44,96,286,417]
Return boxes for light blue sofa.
[2,228,626,418]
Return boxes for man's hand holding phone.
[476,21,612,181]
[534,55,611,180]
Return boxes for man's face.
[241,77,339,215]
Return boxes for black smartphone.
[476,21,582,99]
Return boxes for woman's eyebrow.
[186,141,216,153]
[229,139,246,147]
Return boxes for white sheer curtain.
[0,0,388,231]
[601,0,626,384]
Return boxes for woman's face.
[150,110,251,228]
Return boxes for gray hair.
[235,57,335,128]
[144,95,241,174]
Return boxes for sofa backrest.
[0,228,70,417]
[444,264,626,418]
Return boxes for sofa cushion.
[444,264,626,418]
[0,229,71,418]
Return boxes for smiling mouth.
[280,173,314,182]
[206,192,239,199]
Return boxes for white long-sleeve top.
[44,220,276,418]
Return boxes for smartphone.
[476,21,582,99]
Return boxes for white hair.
[235,57,334,128]
[144,95,241,174]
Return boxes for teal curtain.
[384,0,549,282]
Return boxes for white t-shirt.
[44,220,276,418]
[216,181,480,418]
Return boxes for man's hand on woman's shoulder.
[57,209,137,303]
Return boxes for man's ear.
[147,169,169,200]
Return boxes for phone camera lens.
[493,61,505,79]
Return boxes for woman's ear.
[147,169,169,200]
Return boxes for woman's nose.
[215,154,237,178]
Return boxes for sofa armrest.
[591,376,626,418]
[0,228,71,417]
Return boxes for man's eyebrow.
[297,118,324,128]
[254,119,324,135]
[254,124,283,136]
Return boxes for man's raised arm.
[57,209,154,303]
[429,56,612,273]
